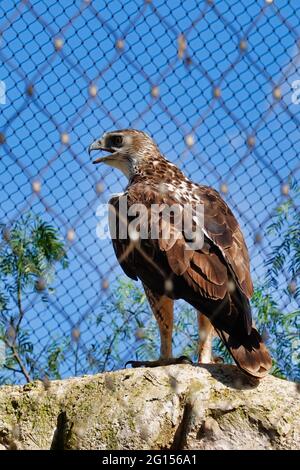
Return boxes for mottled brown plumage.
[89,129,272,378]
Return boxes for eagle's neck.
[125,154,202,204]
[128,154,189,188]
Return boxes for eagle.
[89,129,272,378]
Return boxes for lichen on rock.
[0,364,299,450]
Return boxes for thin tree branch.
[14,276,25,341]
[3,337,32,383]
[10,341,31,383]
[3,364,23,374]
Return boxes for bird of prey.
[89,129,272,378]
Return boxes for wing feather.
[199,186,253,298]
[109,196,138,281]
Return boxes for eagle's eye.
[109,135,123,148]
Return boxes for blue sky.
[0,0,299,379]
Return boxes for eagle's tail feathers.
[215,327,272,379]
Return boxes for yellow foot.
[125,356,193,368]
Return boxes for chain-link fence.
[0,0,299,385]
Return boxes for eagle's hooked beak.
[88,138,115,164]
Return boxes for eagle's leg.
[197,312,213,363]
[126,286,192,368]
[147,288,174,360]
[197,312,223,364]
[197,311,216,364]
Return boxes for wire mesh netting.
[0,0,299,384]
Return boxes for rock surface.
[0,364,299,450]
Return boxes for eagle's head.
[88,129,159,178]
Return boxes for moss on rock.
[0,364,299,450]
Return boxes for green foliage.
[265,184,300,297]
[0,213,68,297]
[251,287,299,380]
[251,184,300,381]
[44,339,70,380]
[0,213,68,383]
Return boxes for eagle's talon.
[125,360,142,368]
[125,356,193,368]
[176,355,193,365]
[125,360,157,368]
[213,356,224,364]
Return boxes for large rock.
[0,364,299,450]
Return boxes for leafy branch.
[0,213,68,383]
